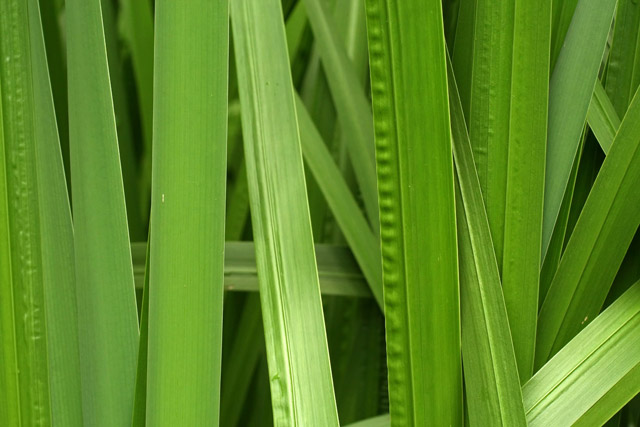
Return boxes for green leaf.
[146,0,228,424]
[230,0,339,423]
[501,0,550,382]
[29,0,83,424]
[536,87,640,366]
[542,0,617,260]
[67,0,139,423]
[365,2,462,424]
[448,57,527,427]
[0,0,65,423]
[587,81,621,154]
[524,281,640,426]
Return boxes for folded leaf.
[365,2,462,424]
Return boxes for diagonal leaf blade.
[231,0,339,423]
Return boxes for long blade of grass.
[146,0,228,424]
[28,0,83,423]
[501,0,550,382]
[300,0,379,229]
[1,0,57,423]
[230,0,339,423]
[524,281,640,426]
[448,57,527,427]
[295,95,383,307]
[536,87,640,365]
[67,0,139,423]
[587,81,621,155]
[541,0,617,259]
[365,2,462,424]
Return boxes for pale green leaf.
[146,0,228,424]
[67,0,139,423]
[230,0,339,423]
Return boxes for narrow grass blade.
[231,0,339,423]
[536,87,640,365]
[605,0,640,117]
[524,281,640,426]
[146,0,228,424]
[296,95,383,307]
[501,0,550,382]
[365,2,462,424]
[67,0,139,423]
[0,1,55,423]
[587,81,621,154]
[466,0,514,266]
[448,58,527,427]
[300,0,379,229]
[29,0,83,423]
[542,0,617,259]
